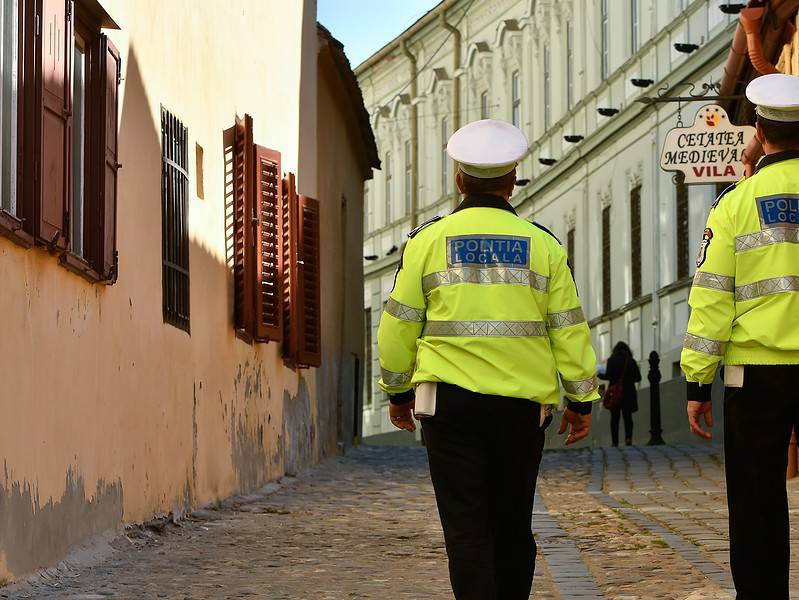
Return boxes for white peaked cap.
[746,73,799,123]
[447,119,530,179]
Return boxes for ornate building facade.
[358,0,741,438]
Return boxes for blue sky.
[318,0,441,68]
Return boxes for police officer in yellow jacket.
[378,119,599,600]
[681,73,799,600]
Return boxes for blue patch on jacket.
[446,235,530,268]
[757,194,799,227]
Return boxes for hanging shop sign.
[660,104,755,184]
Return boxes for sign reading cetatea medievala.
[660,104,756,184]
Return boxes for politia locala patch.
[696,228,713,268]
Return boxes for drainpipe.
[740,7,781,75]
[401,40,420,229]
[440,12,462,210]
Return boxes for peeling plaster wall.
[0,0,363,582]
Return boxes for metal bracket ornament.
[636,80,744,106]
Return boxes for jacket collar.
[452,194,517,215]
[754,149,799,175]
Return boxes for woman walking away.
[600,342,641,447]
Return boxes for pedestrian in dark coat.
[599,342,641,446]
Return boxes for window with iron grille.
[630,185,642,299]
[511,71,521,128]
[601,0,609,80]
[161,108,190,333]
[676,174,690,279]
[602,205,611,314]
[567,226,576,279]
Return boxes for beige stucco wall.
[0,0,363,582]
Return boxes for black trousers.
[610,407,634,446]
[420,383,546,600]
[724,365,799,600]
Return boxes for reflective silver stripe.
[421,267,549,294]
[384,297,425,322]
[683,333,726,357]
[423,320,548,337]
[693,271,735,292]
[736,228,799,252]
[561,376,597,396]
[381,367,413,387]
[735,275,799,301]
[547,307,586,329]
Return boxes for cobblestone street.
[6,443,799,600]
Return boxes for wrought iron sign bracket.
[636,81,745,106]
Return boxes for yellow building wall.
[0,0,362,581]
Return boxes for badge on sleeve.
[696,228,713,268]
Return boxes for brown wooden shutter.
[97,34,120,281]
[37,0,73,250]
[253,145,283,342]
[233,114,255,339]
[281,172,298,361]
[296,194,321,367]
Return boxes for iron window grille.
[161,108,190,333]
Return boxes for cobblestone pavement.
[6,443,799,599]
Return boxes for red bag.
[602,356,629,410]
[602,383,623,410]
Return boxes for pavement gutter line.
[534,491,608,600]
[588,448,735,592]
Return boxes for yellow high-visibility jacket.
[377,194,599,408]
[681,150,799,400]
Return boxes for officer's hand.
[558,409,592,445]
[389,399,416,433]
[687,400,713,440]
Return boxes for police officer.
[682,73,799,599]
[377,119,599,600]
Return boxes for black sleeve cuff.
[686,381,712,402]
[567,400,594,415]
[389,390,415,405]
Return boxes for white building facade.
[359,0,740,438]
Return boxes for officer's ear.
[455,170,465,194]
[755,119,766,147]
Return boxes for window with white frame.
[566,22,574,110]
[441,117,449,196]
[601,0,609,80]
[543,50,551,130]
[404,140,412,215]
[0,0,18,217]
[631,0,639,54]
[511,71,521,128]
[384,152,392,225]
[480,91,489,119]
